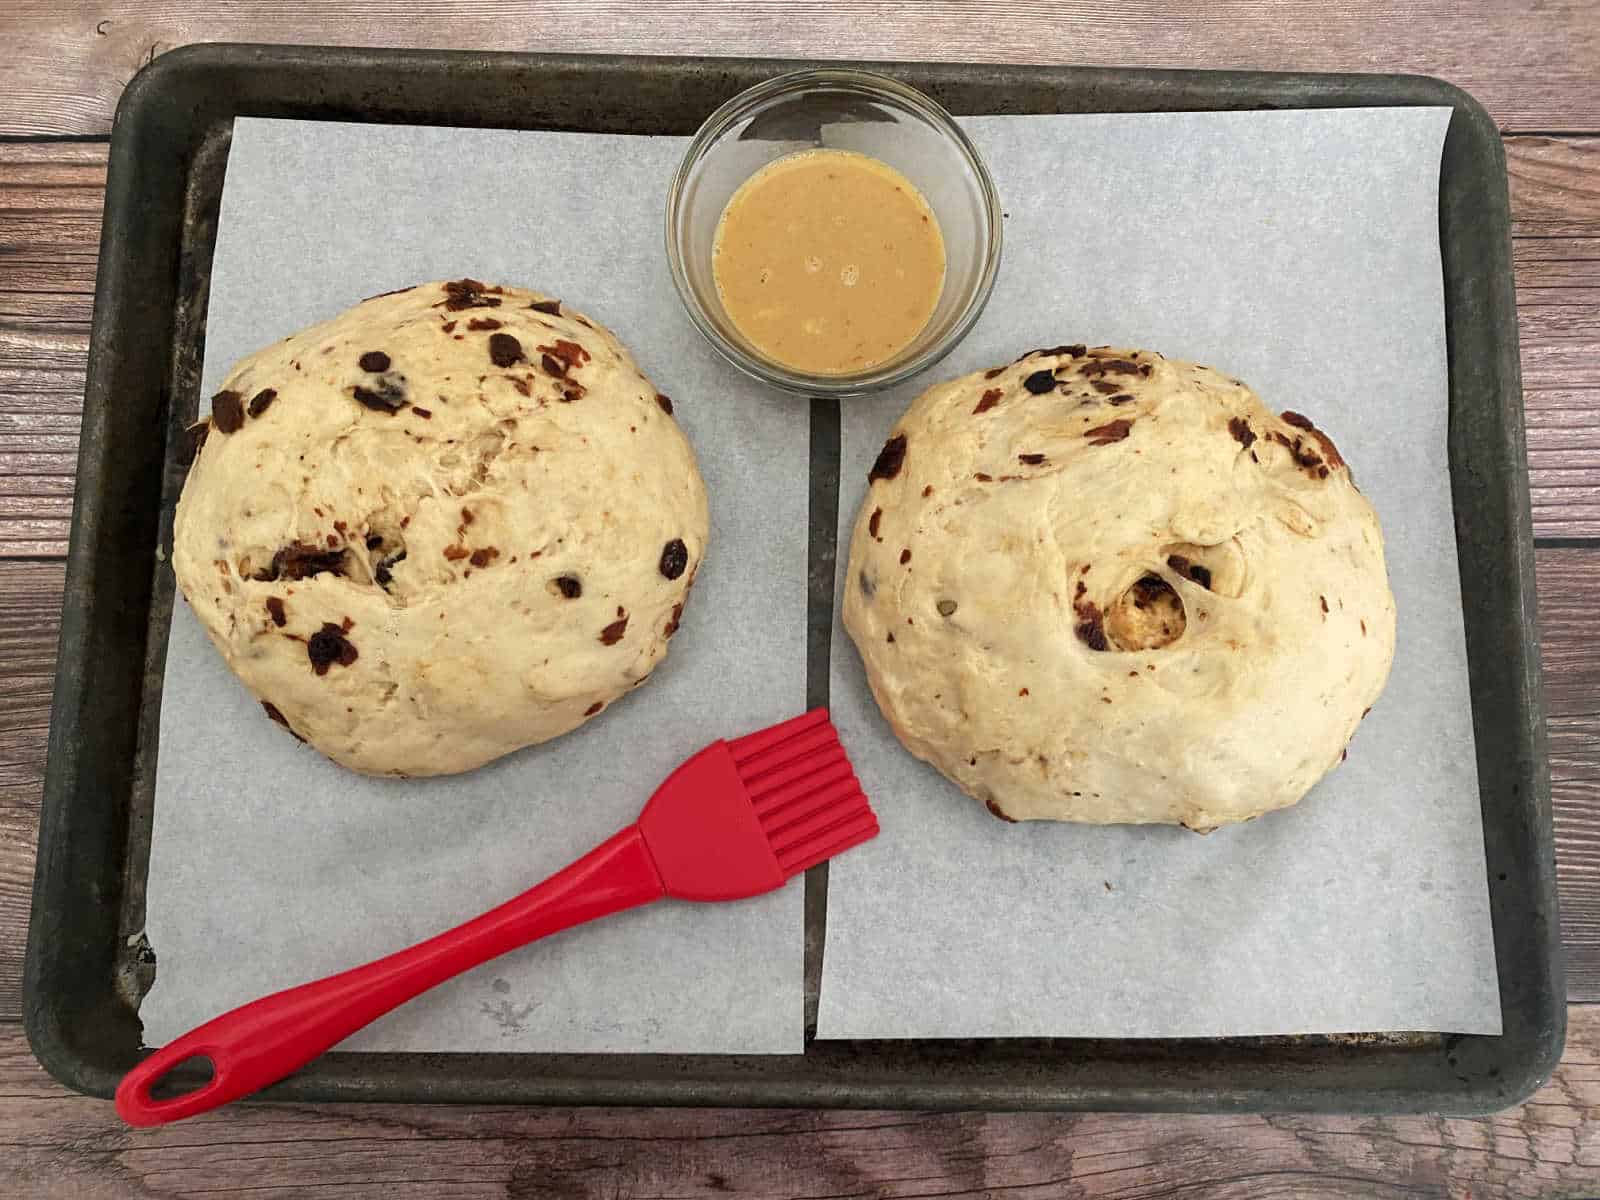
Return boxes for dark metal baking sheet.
[25,43,1562,1114]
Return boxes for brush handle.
[116,825,664,1127]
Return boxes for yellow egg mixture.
[713,149,946,375]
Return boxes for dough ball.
[173,280,708,776]
[843,345,1395,828]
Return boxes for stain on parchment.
[480,996,538,1036]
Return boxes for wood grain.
[1,135,1599,550]
[3,1,1600,138]
[1510,138,1600,545]
[0,9,1597,1186]
[1514,132,1600,537]
[0,560,63,677]
[1537,550,1600,1004]
[0,559,60,1025]
[0,1014,1597,1197]
[0,807,36,1026]
[1508,136,1600,237]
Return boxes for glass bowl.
[666,68,1003,397]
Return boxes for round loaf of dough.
[843,346,1395,828]
[173,280,709,777]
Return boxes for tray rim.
[23,41,1563,1115]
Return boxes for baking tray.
[25,43,1562,1114]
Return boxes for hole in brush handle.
[116,1045,229,1126]
[148,1052,216,1099]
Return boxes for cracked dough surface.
[173,280,709,777]
[843,346,1395,828]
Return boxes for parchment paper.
[141,120,810,1053]
[818,107,1504,1039]
[144,106,1500,1053]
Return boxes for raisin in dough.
[173,280,709,777]
[843,346,1395,829]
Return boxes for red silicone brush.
[116,709,876,1126]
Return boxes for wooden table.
[3,4,1598,1195]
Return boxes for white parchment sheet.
[143,105,1499,1054]
[142,120,809,1053]
[818,107,1501,1039]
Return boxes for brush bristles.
[731,709,878,877]
[729,708,831,767]
[749,752,852,811]
[753,763,856,823]
[778,811,878,875]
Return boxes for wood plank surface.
[1,1,1598,138]
[2,6,1599,1193]
[0,562,58,1025]
[2,1014,1599,1197]
[1539,549,1600,1001]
